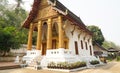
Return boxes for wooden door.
[52,40,56,49]
[42,43,46,55]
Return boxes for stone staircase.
[28,56,42,67]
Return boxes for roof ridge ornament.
[47,0,54,6]
[65,9,68,15]
[52,7,68,15]
[53,0,56,6]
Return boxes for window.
[89,45,92,55]
[81,40,83,49]
[75,41,79,55]
[85,42,88,50]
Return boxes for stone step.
[28,56,42,67]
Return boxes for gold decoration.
[71,25,75,36]
[27,23,34,50]
[62,24,67,30]
[36,21,42,50]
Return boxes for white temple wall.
[65,22,94,57]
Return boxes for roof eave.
[22,0,41,28]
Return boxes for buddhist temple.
[22,0,99,69]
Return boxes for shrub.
[47,61,86,69]
[47,62,56,68]
[90,60,99,65]
[117,56,120,61]
[79,62,86,67]
[71,61,86,68]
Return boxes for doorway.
[42,42,47,55]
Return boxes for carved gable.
[34,0,58,21]
[39,0,48,8]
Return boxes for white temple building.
[22,0,99,68]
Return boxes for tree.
[102,40,120,49]
[15,0,24,8]
[15,0,25,15]
[0,0,28,56]
[87,25,105,46]
[0,27,21,56]
[0,0,27,28]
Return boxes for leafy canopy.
[102,40,120,49]
[87,25,105,46]
[0,0,28,56]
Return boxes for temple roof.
[22,0,92,35]
[22,0,40,28]
[94,43,108,51]
[50,0,86,30]
[108,48,120,52]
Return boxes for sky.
[9,0,120,46]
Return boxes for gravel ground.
[0,61,120,73]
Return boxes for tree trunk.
[2,51,6,57]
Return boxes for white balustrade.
[22,50,41,64]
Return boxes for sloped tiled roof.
[108,47,120,52]
[22,0,40,28]
[22,0,92,34]
[95,43,108,51]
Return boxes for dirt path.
[0,62,20,67]
[0,69,67,73]
[74,61,120,73]
[0,61,120,73]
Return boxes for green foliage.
[47,61,86,69]
[0,0,8,7]
[15,0,24,8]
[117,56,120,61]
[0,0,28,56]
[0,8,27,28]
[102,41,111,49]
[102,40,120,49]
[0,0,27,27]
[0,27,21,56]
[87,25,105,46]
[90,60,100,65]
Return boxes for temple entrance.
[52,22,59,49]
[41,22,47,55]
[42,42,46,55]
[52,39,57,49]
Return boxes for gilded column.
[58,16,64,48]
[47,18,52,50]
[36,21,42,50]
[27,23,33,50]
